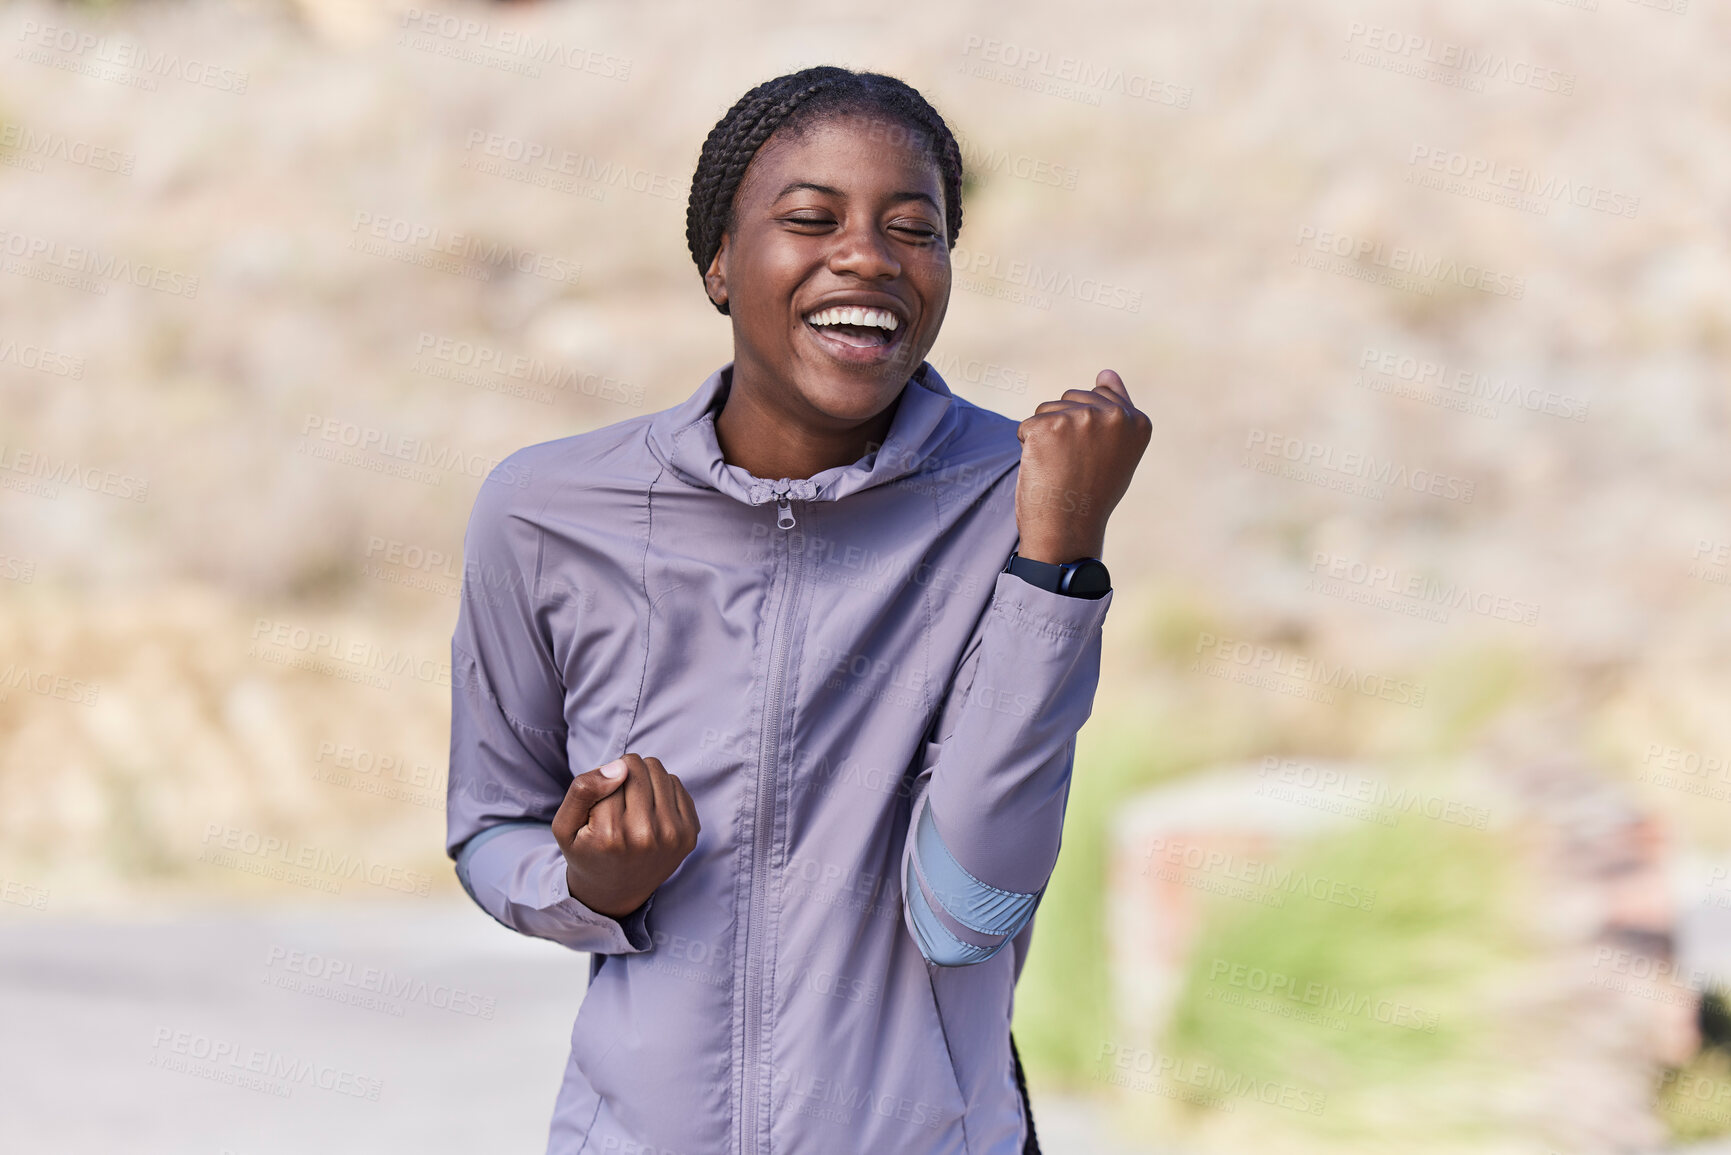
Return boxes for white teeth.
[804,306,900,331]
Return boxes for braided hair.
[685,66,965,315]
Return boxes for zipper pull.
[774,479,797,530]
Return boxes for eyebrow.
[773,181,941,211]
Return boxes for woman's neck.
[713,370,903,482]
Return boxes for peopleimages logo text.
[299,415,532,487]
[1192,631,1427,708]
[1245,428,1476,503]
[950,245,1142,312]
[396,8,631,79]
[349,212,580,284]
[1295,226,1525,299]
[1343,22,1576,95]
[16,20,249,93]
[0,227,199,297]
[1407,146,1638,219]
[201,824,434,896]
[959,36,1191,108]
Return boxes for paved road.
[18,903,1727,1154]
[0,903,1162,1154]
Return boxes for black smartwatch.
[1003,551,1112,599]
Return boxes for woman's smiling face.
[704,110,952,429]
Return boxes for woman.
[446,65,1149,1154]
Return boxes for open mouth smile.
[801,304,908,366]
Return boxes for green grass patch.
[1139,814,1540,1148]
[1657,1041,1731,1142]
[1014,710,1183,1084]
[1014,596,1540,1116]
[1014,697,1271,1085]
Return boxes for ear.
[704,235,730,313]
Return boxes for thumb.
[1094,368,1130,405]
[553,757,629,843]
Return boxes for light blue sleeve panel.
[898,567,1110,968]
[905,791,1043,967]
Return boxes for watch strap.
[1003,552,1111,599]
[1004,552,1064,593]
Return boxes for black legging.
[1010,1032,1041,1154]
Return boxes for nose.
[826,216,900,281]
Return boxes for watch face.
[1063,559,1111,596]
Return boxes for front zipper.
[739,486,803,1154]
[772,477,797,529]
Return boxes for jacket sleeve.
[446,464,653,956]
[900,567,1112,967]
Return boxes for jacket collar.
[648,361,959,508]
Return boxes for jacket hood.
[647,361,961,509]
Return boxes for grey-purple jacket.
[446,360,1112,1154]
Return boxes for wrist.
[565,864,636,920]
[1015,535,1105,565]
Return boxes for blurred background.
[2,0,1729,1151]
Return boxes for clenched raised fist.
[1014,368,1152,564]
[552,753,701,920]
